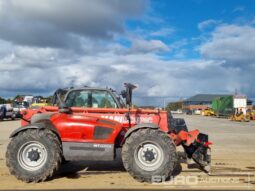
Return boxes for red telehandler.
[6,83,211,183]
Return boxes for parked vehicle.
[194,109,202,115]
[31,96,49,109]
[212,96,233,117]
[185,110,193,115]
[13,101,29,118]
[0,104,15,120]
[31,102,49,109]
[171,109,183,114]
[229,112,250,122]
[23,96,33,105]
[248,110,255,120]
[202,108,215,116]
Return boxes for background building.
[183,94,253,111]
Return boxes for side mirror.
[120,90,127,98]
[123,83,137,107]
[51,88,68,105]
[58,103,70,113]
[56,93,70,113]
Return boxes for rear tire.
[122,128,178,182]
[6,129,62,182]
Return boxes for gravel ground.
[0,114,254,190]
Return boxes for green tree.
[0,97,6,104]
[165,101,183,112]
[6,98,13,104]
[13,95,22,101]
[46,96,53,104]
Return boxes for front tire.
[6,129,62,182]
[122,128,178,182]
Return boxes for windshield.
[52,89,68,106]
[65,90,119,108]
[13,101,29,108]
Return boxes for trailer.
[211,96,233,117]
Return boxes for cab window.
[91,91,117,108]
[65,90,89,107]
[65,90,118,108]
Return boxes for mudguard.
[10,119,60,138]
[121,123,160,145]
[30,113,56,124]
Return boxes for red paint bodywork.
[21,106,202,146]
[50,113,123,144]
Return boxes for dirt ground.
[0,114,254,190]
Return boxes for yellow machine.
[247,110,255,120]
[229,112,250,122]
[251,111,255,120]
[30,101,49,109]
[202,108,215,116]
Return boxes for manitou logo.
[93,144,112,149]
[100,115,153,124]
[100,115,126,123]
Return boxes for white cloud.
[232,6,245,13]
[0,1,254,104]
[198,19,220,31]
[200,24,255,64]
[129,39,170,53]
[1,44,253,105]
[251,17,255,25]
[169,39,188,50]
[0,0,147,47]
[150,28,175,37]
[1,22,254,104]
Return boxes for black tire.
[122,128,178,183]
[6,129,62,182]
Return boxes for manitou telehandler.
[6,83,211,183]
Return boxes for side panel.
[83,112,169,132]
[22,107,169,133]
[63,142,114,161]
[51,113,123,144]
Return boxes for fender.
[30,112,56,124]
[10,119,60,139]
[121,123,159,145]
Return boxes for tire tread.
[6,129,62,183]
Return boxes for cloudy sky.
[0,0,255,106]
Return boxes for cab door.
[90,90,118,109]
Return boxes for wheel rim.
[17,141,48,171]
[134,142,164,171]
